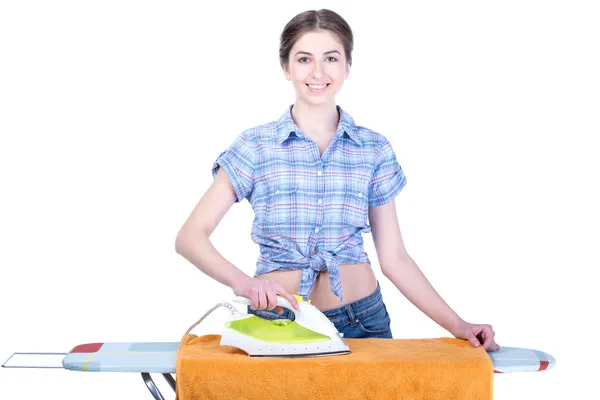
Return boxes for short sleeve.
[368,136,407,208]
[211,132,257,203]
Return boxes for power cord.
[184,300,243,335]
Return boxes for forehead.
[291,30,344,55]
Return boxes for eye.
[326,57,338,62]
[298,57,310,63]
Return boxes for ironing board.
[2,341,555,400]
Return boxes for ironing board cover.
[61,341,554,374]
[62,342,177,373]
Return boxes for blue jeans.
[247,281,393,339]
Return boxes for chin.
[303,97,331,106]
[299,92,336,107]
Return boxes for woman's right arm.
[174,168,299,311]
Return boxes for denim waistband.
[320,281,384,325]
[246,281,384,325]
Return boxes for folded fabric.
[176,334,493,400]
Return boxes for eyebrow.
[294,50,341,56]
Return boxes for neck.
[290,99,340,139]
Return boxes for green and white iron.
[219,294,351,358]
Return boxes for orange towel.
[176,334,493,400]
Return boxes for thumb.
[464,328,481,347]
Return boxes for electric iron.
[219,294,350,357]
[183,294,350,358]
[183,293,345,358]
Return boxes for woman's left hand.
[452,321,500,352]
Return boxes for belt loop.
[345,304,358,326]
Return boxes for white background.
[1,1,598,399]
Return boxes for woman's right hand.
[232,277,300,314]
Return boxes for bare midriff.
[255,262,378,311]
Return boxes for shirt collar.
[275,105,362,146]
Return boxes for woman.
[175,9,499,351]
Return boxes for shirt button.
[357,192,362,197]
[317,170,322,176]
[317,199,323,205]
[275,190,280,194]
[314,227,320,233]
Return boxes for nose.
[312,60,324,80]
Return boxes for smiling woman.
[279,10,353,106]
[175,8,500,351]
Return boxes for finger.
[257,289,267,310]
[266,287,278,311]
[464,329,481,347]
[276,286,300,310]
[486,341,500,352]
[274,306,284,315]
[249,289,259,310]
[482,326,495,350]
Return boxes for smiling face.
[283,29,350,106]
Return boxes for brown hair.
[279,9,354,70]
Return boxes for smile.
[306,83,329,93]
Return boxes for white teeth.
[309,84,327,89]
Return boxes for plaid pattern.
[212,105,407,301]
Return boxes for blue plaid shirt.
[212,105,407,301]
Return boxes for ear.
[345,63,351,79]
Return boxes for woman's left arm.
[369,200,500,352]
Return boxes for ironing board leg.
[141,372,166,400]
[163,373,176,392]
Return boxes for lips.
[306,83,329,93]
